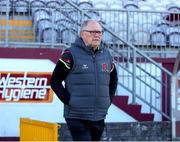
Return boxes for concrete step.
[112,96,154,121]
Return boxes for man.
[50,19,118,141]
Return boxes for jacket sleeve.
[50,50,73,105]
[109,63,118,102]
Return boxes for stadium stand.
[0,0,11,13]
[14,0,29,13]
[1,1,180,141]
[0,0,179,47]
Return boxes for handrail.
[171,49,180,138]
[172,49,180,75]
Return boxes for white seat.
[132,30,150,45]
[55,18,73,31]
[110,3,124,9]
[31,0,45,15]
[130,12,162,25]
[78,1,93,9]
[140,22,154,33]
[109,0,124,9]
[0,0,11,12]
[156,22,170,34]
[168,32,180,46]
[36,19,52,41]
[93,2,108,9]
[166,3,180,12]
[150,31,167,45]
[42,28,58,43]
[15,0,29,13]
[68,10,81,23]
[167,26,180,35]
[86,10,101,21]
[52,9,66,22]
[128,22,140,33]
[46,0,61,9]
[139,3,154,11]
[124,0,138,10]
[112,29,127,44]
[154,4,166,11]
[61,28,77,44]
[107,21,127,33]
[124,4,139,10]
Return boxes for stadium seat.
[85,10,102,21]
[156,22,170,34]
[140,22,154,33]
[150,31,167,45]
[130,12,161,25]
[112,29,127,44]
[46,0,61,9]
[32,8,50,32]
[14,0,29,13]
[30,0,45,15]
[139,3,154,11]
[129,22,140,33]
[167,26,180,35]
[36,18,52,41]
[55,18,76,42]
[107,20,127,33]
[61,28,77,44]
[68,10,81,23]
[93,2,108,9]
[123,1,138,10]
[154,4,166,11]
[55,18,73,31]
[0,0,11,12]
[132,30,150,45]
[61,2,74,14]
[110,4,123,9]
[166,3,180,12]
[168,32,180,46]
[52,9,67,22]
[41,27,58,43]
[109,0,124,9]
[78,1,93,9]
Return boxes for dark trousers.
[65,118,105,141]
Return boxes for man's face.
[80,21,103,50]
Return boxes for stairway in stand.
[112,96,154,121]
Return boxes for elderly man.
[51,19,118,141]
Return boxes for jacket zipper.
[93,53,97,120]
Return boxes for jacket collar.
[73,37,102,55]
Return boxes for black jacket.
[50,38,118,120]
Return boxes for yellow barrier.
[20,118,60,141]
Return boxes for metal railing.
[171,49,180,138]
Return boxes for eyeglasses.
[83,30,103,35]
